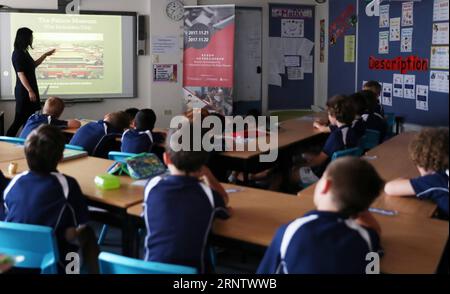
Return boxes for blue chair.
[0,136,25,145]
[108,151,137,163]
[0,222,59,274]
[98,252,197,274]
[359,129,381,151]
[331,147,364,161]
[65,144,85,151]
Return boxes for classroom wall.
[198,0,330,112]
[0,0,197,129]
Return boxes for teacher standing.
[6,27,55,137]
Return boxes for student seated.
[385,128,449,218]
[19,97,81,139]
[121,109,157,154]
[363,80,384,117]
[3,125,99,273]
[360,90,388,142]
[348,92,369,140]
[258,157,384,274]
[143,124,230,273]
[293,95,358,186]
[69,111,130,155]
[0,171,9,221]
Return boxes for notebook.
[62,149,88,162]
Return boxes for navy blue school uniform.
[351,117,367,140]
[3,171,89,260]
[121,129,153,154]
[362,112,387,142]
[143,175,229,273]
[19,114,69,139]
[375,103,384,117]
[0,171,9,221]
[69,120,120,155]
[257,210,382,274]
[410,170,449,217]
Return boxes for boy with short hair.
[125,108,139,127]
[19,96,81,139]
[143,124,230,273]
[385,128,449,218]
[294,95,358,185]
[359,90,388,142]
[121,109,157,154]
[69,111,130,155]
[3,125,98,272]
[363,80,384,116]
[258,157,384,274]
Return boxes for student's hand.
[44,49,56,57]
[28,90,37,102]
[226,206,233,217]
[67,119,82,129]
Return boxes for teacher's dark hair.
[14,27,33,51]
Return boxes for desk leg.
[121,213,139,258]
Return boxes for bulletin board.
[357,0,448,126]
[268,4,316,110]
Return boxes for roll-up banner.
[183,5,235,116]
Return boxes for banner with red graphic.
[183,5,235,116]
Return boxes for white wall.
[199,0,329,112]
[0,0,194,129]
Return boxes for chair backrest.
[385,112,396,135]
[93,133,122,159]
[0,136,26,145]
[108,151,137,163]
[331,147,363,161]
[359,129,381,151]
[98,252,197,274]
[65,144,85,151]
[0,222,59,274]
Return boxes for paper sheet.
[401,28,413,53]
[344,35,356,63]
[287,67,304,80]
[390,18,401,41]
[430,46,450,70]
[432,22,449,45]
[302,55,314,73]
[284,56,300,67]
[282,37,302,56]
[416,85,429,111]
[434,0,449,22]
[269,38,285,74]
[299,38,315,57]
[403,74,416,99]
[393,74,404,98]
[430,70,449,93]
[402,2,414,26]
[269,73,282,87]
[379,31,389,54]
[382,83,393,106]
[379,5,390,28]
[281,19,304,38]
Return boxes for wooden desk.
[298,133,438,218]
[127,183,449,274]
[0,157,144,209]
[0,142,25,163]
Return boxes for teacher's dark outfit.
[6,50,41,137]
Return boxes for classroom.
[0,0,448,281]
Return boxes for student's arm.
[307,152,329,167]
[201,166,229,205]
[384,178,415,197]
[17,72,37,102]
[313,121,331,133]
[67,119,81,129]
[34,49,55,67]
[355,211,381,235]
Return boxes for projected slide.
[0,12,136,99]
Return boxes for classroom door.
[234,7,263,115]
